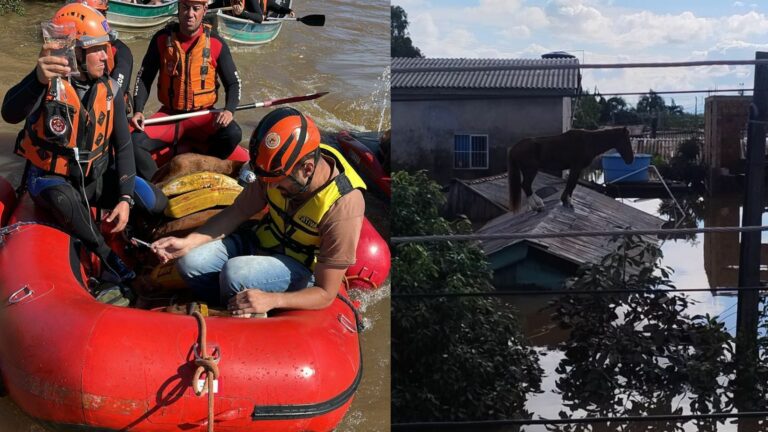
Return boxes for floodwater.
[0,1,390,430]
[510,190,768,432]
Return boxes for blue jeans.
[176,232,315,305]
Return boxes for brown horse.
[508,127,634,212]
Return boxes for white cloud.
[402,0,768,110]
[722,11,768,38]
[734,1,745,6]
[499,25,531,39]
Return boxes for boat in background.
[216,0,291,45]
[336,131,391,199]
[107,0,178,29]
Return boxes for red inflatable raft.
[0,142,390,430]
[336,131,391,198]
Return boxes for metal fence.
[630,130,704,162]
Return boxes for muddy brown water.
[0,1,390,430]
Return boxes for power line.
[583,88,755,97]
[391,224,768,244]
[392,286,767,299]
[391,410,768,429]
[392,59,768,73]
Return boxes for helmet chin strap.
[75,48,90,80]
[287,152,322,195]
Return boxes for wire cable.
[392,59,768,73]
[588,88,756,97]
[65,75,118,279]
[391,224,768,244]
[391,410,768,429]
[392,286,768,299]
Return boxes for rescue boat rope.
[336,288,365,333]
[343,274,379,291]
[191,310,220,432]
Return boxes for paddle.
[142,91,329,125]
[265,14,325,27]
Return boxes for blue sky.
[394,0,768,112]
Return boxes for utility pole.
[735,51,768,412]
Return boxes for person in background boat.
[127,0,166,4]
[0,3,166,283]
[73,0,135,114]
[130,0,242,180]
[151,108,367,315]
[209,0,294,23]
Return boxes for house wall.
[703,193,768,287]
[487,244,574,290]
[703,96,750,193]
[444,179,506,224]
[392,97,569,184]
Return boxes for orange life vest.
[15,76,117,178]
[158,24,218,112]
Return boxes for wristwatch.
[119,195,135,209]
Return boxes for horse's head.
[615,127,634,164]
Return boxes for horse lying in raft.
[508,127,634,212]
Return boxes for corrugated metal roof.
[462,173,664,266]
[392,57,580,91]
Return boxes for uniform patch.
[48,115,68,136]
[265,132,281,149]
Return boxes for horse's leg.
[522,168,544,211]
[562,168,580,209]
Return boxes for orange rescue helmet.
[52,3,112,49]
[249,107,321,183]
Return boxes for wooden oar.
[266,14,325,26]
[142,91,329,125]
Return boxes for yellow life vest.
[254,144,366,271]
[158,24,217,111]
[15,76,117,178]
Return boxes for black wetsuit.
[112,39,134,113]
[210,0,292,23]
[1,71,166,266]
[132,24,242,180]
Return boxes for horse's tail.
[508,149,522,212]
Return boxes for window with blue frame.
[454,134,489,169]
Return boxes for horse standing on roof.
[508,127,634,212]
